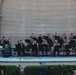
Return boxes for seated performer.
[41,38,49,56]
[62,39,70,56]
[52,40,60,56]
[73,42,76,55]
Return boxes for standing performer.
[30,39,38,56]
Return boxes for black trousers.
[32,50,37,56]
[18,50,25,56]
[53,50,60,56]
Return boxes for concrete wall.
[0,0,2,4]
[0,0,1,4]
[1,0,76,43]
[0,0,2,37]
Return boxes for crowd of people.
[0,32,76,57]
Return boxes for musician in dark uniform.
[52,40,60,56]
[47,34,53,49]
[17,40,25,56]
[37,34,43,51]
[41,38,49,56]
[73,42,76,56]
[30,39,38,56]
[62,39,70,56]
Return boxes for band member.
[52,40,60,56]
[30,33,37,42]
[69,33,75,49]
[69,33,74,40]
[51,35,55,44]
[0,36,6,48]
[37,34,43,51]
[62,39,70,56]
[41,38,49,56]
[30,39,38,56]
[17,40,25,56]
[47,34,53,49]
[59,37,64,50]
[62,33,67,39]
[73,42,76,55]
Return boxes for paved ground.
[0,56,76,72]
[0,56,76,62]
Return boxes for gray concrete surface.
[0,0,76,44]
